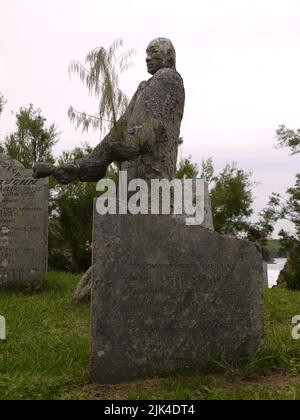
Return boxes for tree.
[49,144,97,272]
[0,93,6,117]
[274,125,300,237]
[266,179,300,237]
[272,173,300,289]
[49,143,117,273]
[210,163,255,236]
[209,161,276,258]
[200,157,214,184]
[177,155,273,256]
[276,125,300,155]
[68,39,135,138]
[245,197,279,261]
[2,104,59,168]
[268,125,300,289]
[57,40,135,299]
[277,243,300,290]
[176,155,199,179]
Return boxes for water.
[267,258,287,288]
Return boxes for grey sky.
[1,0,300,234]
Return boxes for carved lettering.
[0,156,48,284]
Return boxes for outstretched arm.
[34,119,145,184]
[34,70,184,184]
[34,84,149,184]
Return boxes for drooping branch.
[276,125,300,155]
[68,40,135,136]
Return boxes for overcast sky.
[1,0,300,233]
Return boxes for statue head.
[146,38,176,75]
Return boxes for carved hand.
[54,163,79,184]
[33,162,79,184]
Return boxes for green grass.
[0,273,300,400]
[0,273,90,400]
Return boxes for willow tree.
[68,39,135,139]
[67,40,135,302]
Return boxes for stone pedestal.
[90,214,264,384]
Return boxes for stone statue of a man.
[33,38,185,184]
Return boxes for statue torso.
[121,68,185,183]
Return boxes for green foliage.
[284,174,300,236]
[176,155,199,179]
[49,143,117,272]
[68,39,135,136]
[274,126,300,236]
[267,174,300,240]
[0,93,6,117]
[276,125,300,155]
[266,172,300,289]
[1,278,300,400]
[278,243,300,290]
[0,272,90,400]
[278,177,300,285]
[278,230,296,256]
[200,157,214,184]
[176,156,274,257]
[211,163,255,236]
[270,124,300,289]
[1,104,59,168]
[246,196,281,260]
[49,144,96,272]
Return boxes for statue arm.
[39,122,145,185]
[34,71,183,184]
[34,114,144,184]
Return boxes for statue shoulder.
[155,67,183,78]
[137,80,148,90]
[152,68,184,88]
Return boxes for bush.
[278,243,300,290]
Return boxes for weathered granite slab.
[90,213,264,384]
[0,155,48,285]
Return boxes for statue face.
[146,38,176,75]
[146,44,165,75]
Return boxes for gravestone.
[90,213,264,384]
[0,155,48,285]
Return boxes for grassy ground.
[0,272,300,400]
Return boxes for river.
[267,258,287,288]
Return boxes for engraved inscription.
[0,156,48,284]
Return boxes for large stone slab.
[0,155,48,285]
[90,213,264,384]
